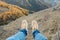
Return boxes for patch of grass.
[0,1,29,25]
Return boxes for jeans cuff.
[33,30,40,38]
[20,29,27,36]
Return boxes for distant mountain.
[1,0,58,12]
[0,0,49,12]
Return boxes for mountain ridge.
[0,0,49,11]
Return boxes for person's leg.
[6,20,28,40]
[33,30,48,40]
[32,20,48,40]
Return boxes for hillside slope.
[0,1,29,25]
[0,7,60,40]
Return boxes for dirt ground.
[0,7,60,40]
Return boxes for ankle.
[20,29,28,36]
[32,30,40,38]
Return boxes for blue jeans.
[6,29,48,40]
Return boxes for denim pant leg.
[6,29,27,40]
[33,30,48,40]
